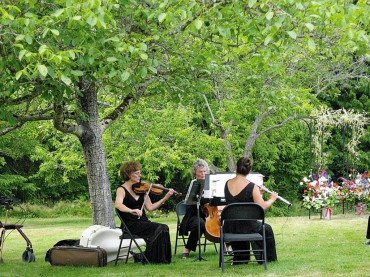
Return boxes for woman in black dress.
[115,160,175,264]
[224,157,278,263]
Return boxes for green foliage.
[29,129,88,201]
[0,122,88,202]
[6,200,92,218]
[0,0,369,214]
[105,99,227,188]
[0,174,29,196]
[4,199,172,219]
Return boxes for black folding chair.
[114,209,149,265]
[219,202,267,272]
[174,200,217,254]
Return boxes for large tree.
[1,0,369,226]
[1,1,175,226]
[174,0,370,171]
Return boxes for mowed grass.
[0,211,369,277]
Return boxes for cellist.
[179,159,209,259]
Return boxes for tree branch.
[100,94,135,131]
[100,78,155,132]
[53,102,82,137]
[0,90,44,106]
[0,123,24,136]
[256,115,297,139]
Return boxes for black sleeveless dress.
[116,187,171,264]
[224,181,277,262]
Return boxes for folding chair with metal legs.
[219,203,267,272]
[174,200,217,255]
[114,210,149,265]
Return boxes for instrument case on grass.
[48,245,107,267]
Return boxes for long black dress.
[224,181,277,262]
[117,186,171,264]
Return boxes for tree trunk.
[223,135,234,171]
[243,114,262,159]
[81,134,115,227]
[243,134,257,159]
[77,82,115,228]
[203,94,235,171]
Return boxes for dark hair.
[119,160,142,181]
[236,157,252,175]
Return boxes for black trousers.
[367,215,370,239]
[185,216,205,251]
[230,223,277,262]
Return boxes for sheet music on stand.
[184,179,205,205]
[203,172,264,199]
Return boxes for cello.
[203,182,292,243]
[203,203,223,243]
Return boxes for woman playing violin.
[115,160,175,264]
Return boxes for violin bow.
[138,183,153,219]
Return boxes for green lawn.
[1,211,369,277]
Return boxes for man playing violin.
[115,160,175,264]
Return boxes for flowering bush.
[338,171,370,206]
[301,170,339,210]
[337,178,357,203]
[301,170,370,210]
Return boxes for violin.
[132,181,182,196]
